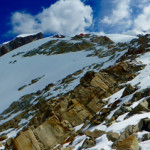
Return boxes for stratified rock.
[117,136,139,150]
[14,129,41,150]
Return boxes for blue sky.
[1,0,150,44]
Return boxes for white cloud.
[102,0,131,27]
[11,0,93,35]
[102,0,131,24]
[133,5,150,31]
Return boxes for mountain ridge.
[0,33,150,149]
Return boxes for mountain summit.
[0,33,150,150]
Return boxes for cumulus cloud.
[10,0,93,35]
[102,0,131,27]
[133,5,150,31]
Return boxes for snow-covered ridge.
[1,33,149,149]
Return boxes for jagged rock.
[0,32,43,56]
[122,84,136,97]
[117,135,139,150]
[81,138,96,149]
[107,132,120,142]
[84,130,105,138]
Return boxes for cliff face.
[0,32,43,56]
[1,33,150,149]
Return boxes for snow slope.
[0,33,140,149]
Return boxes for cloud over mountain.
[11,0,93,35]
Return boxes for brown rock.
[14,129,41,150]
[84,130,105,138]
[117,136,139,150]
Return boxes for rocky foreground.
[0,33,150,149]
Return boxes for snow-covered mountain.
[0,33,150,150]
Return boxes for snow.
[116,113,128,122]
[0,37,102,113]
[107,112,150,133]
[16,33,39,38]
[93,32,137,43]
[74,123,84,132]
[137,131,150,139]
[0,34,126,114]
[106,34,137,43]
[0,111,22,125]
[139,140,150,150]
[88,134,113,150]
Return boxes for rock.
[122,84,135,97]
[117,135,139,150]
[0,32,43,56]
[0,135,8,141]
[107,132,120,142]
[122,106,132,112]
[90,36,114,44]
[80,71,95,87]
[84,130,105,138]
[90,72,116,91]
[14,129,41,150]
[139,118,150,131]
[129,100,149,116]
[0,142,3,147]
[81,138,95,149]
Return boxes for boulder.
[107,132,120,142]
[122,84,135,97]
[84,130,105,138]
[117,136,139,150]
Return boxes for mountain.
[0,32,43,56]
[0,33,150,150]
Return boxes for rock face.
[0,32,43,56]
[10,61,143,150]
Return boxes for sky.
[1,0,150,44]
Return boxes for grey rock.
[107,131,120,142]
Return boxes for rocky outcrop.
[117,136,139,150]
[0,32,43,56]
[7,60,144,150]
